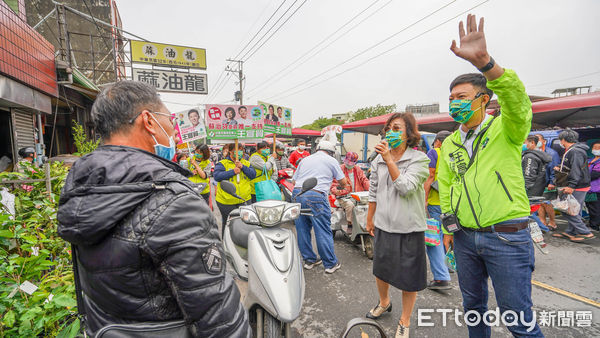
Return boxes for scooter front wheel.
[363,236,374,260]
[264,311,284,338]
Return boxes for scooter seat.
[229,218,258,249]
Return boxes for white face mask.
[593,149,600,157]
[536,141,542,149]
[298,145,305,151]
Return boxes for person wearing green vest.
[423,131,452,291]
[437,15,543,337]
[249,141,277,203]
[214,143,256,236]
[187,144,212,204]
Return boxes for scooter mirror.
[301,177,317,193]
[221,181,243,200]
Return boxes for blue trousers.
[426,205,450,281]
[292,189,338,269]
[454,224,543,337]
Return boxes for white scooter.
[330,191,374,259]
[220,178,317,338]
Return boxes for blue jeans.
[426,205,450,281]
[293,189,338,269]
[454,224,544,337]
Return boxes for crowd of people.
[47,14,600,338]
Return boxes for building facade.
[0,0,57,170]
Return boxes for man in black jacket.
[522,135,552,197]
[57,81,250,337]
[552,129,594,242]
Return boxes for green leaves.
[0,162,79,336]
[348,104,397,122]
[2,310,15,327]
[72,121,101,156]
[53,294,77,308]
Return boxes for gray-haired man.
[57,81,249,337]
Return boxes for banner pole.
[273,133,277,153]
[235,139,240,183]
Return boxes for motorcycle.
[276,168,295,202]
[220,178,317,338]
[329,191,374,259]
[528,196,549,254]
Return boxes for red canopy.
[342,92,600,134]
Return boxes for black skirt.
[372,228,427,292]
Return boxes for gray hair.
[91,80,162,139]
[558,129,579,144]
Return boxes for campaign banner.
[258,101,292,135]
[171,107,207,145]
[205,104,264,140]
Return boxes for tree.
[72,121,101,156]
[299,117,343,131]
[349,104,396,122]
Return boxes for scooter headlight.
[239,206,260,225]
[281,203,301,222]
[254,201,287,226]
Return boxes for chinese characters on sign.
[258,101,292,135]
[130,40,207,69]
[205,105,264,140]
[172,107,207,148]
[133,68,207,94]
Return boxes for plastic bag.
[551,193,581,216]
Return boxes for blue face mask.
[385,130,403,149]
[260,149,271,157]
[150,115,176,160]
[522,144,528,152]
[449,94,484,124]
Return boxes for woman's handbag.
[554,148,572,187]
[425,218,441,247]
[255,167,282,201]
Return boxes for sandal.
[569,234,596,243]
[552,232,570,239]
[366,302,392,319]
[547,224,558,231]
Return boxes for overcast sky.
[117,0,600,127]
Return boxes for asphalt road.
[211,189,600,337]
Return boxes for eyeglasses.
[129,110,174,124]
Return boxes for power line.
[527,70,600,88]
[231,0,290,61]
[205,1,285,105]
[243,0,310,62]
[246,0,391,96]
[267,0,489,102]
[265,0,458,101]
[238,0,301,61]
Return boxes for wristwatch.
[477,56,495,73]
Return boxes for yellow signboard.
[130,40,207,69]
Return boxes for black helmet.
[18,147,35,158]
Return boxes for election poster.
[205,104,264,140]
[258,101,292,135]
[171,107,207,148]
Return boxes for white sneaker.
[303,259,322,270]
[324,262,341,274]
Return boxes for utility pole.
[55,4,70,66]
[226,59,244,104]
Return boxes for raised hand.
[450,14,490,69]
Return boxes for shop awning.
[63,68,100,100]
